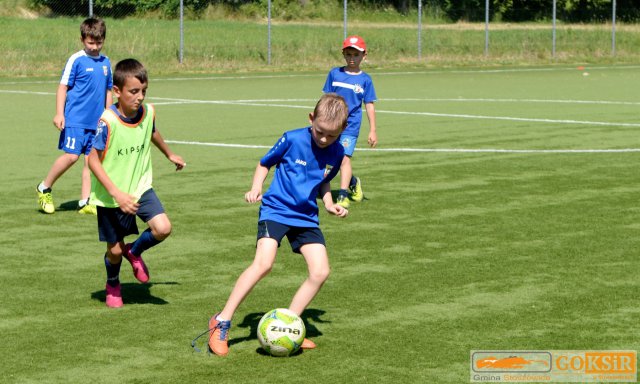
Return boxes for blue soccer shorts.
[339,134,358,157]
[96,188,165,243]
[58,127,95,156]
[256,220,325,254]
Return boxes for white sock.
[78,198,89,208]
[37,182,49,193]
[216,315,227,322]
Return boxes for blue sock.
[104,255,121,287]
[131,228,162,256]
[338,189,349,198]
[350,176,358,187]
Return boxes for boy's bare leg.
[339,155,353,191]
[288,243,330,315]
[146,213,172,241]
[219,238,279,320]
[43,153,80,188]
[80,156,92,202]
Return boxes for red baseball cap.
[342,35,366,52]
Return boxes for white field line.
[151,96,640,128]
[165,140,640,154]
[4,90,639,153]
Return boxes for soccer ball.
[257,308,306,357]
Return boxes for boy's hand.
[168,154,186,171]
[327,204,349,218]
[367,131,378,147]
[53,114,65,131]
[245,189,262,203]
[114,191,139,214]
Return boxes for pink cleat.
[123,243,149,283]
[105,284,123,308]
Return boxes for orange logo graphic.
[476,356,550,370]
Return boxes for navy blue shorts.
[97,188,165,243]
[257,220,325,254]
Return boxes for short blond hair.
[314,93,348,131]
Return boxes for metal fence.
[67,0,622,65]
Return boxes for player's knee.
[152,222,172,241]
[309,267,330,284]
[64,153,81,163]
[256,260,274,276]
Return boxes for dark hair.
[80,17,106,40]
[113,58,148,89]
[314,93,348,130]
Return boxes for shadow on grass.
[91,281,179,305]
[59,200,81,212]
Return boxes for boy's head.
[80,18,106,56]
[341,36,367,71]
[113,59,148,117]
[309,93,348,149]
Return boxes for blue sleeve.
[364,76,377,104]
[66,60,78,88]
[260,133,290,168]
[324,158,342,183]
[92,119,108,151]
[106,60,113,90]
[322,70,333,93]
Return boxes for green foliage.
[24,0,640,21]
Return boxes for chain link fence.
[3,0,634,76]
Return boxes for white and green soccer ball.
[257,308,306,357]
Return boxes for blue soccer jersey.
[259,127,345,227]
[60,50,112,130]
[322,67,377,137]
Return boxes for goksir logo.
[471,350,637,382]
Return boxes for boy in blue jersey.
[322,35,378,209]
[88,59,186,308]
[206,94,349,356]
[36,17,113,215]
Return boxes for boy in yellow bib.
[88,58,186,308]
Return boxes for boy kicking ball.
[207,93,349,355]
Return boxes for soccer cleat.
[37,186,55,214]
[336,194,350,209]
[301,338,316,350]
[349,177,364,202]
[105,283,123,308]
[208,314,231,356]
[78,204,97,215]
[123,243,149,283]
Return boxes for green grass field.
[1,65,639,383]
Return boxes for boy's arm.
[87,148,140,214]
[52,84,68,131]
[320,182,348,218]
[365,102,377,147]
[105,89,113,108]
[245,162,270,203]
[151,130,186,171]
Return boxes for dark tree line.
[29,0,640,22]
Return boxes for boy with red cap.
[322,35,378,208]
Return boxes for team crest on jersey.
[103,66,108,76]
[96,120,107,136]
[324,164,333,178]
[340,137,352,149]
[353,84,364,94]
